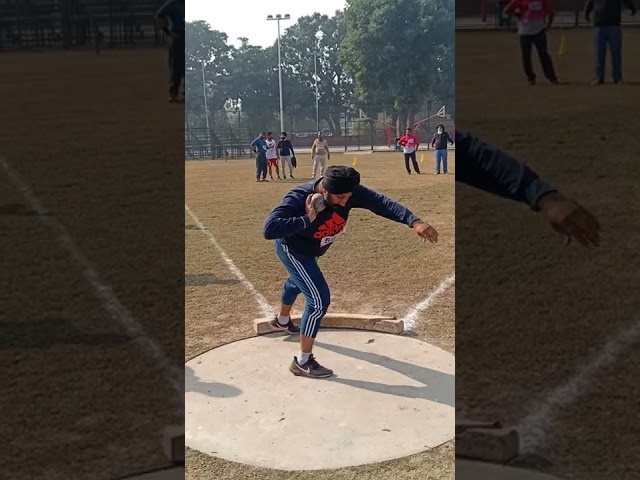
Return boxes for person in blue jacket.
[263,166,439,378]
[250,132,268,182]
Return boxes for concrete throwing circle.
[456,460,564,479]
[186,329,454,470]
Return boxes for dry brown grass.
[185,151,455,479]
[1,49,184,479]
[456,28,640,480]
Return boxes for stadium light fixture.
[267,14,292,133]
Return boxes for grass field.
[1,49,184,479]
[185,152,455,479]
[456,28,640,479]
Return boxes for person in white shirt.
[311,132,330,179]
[265,132,281,180]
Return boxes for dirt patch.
[1,50,184,479]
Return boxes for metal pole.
[314,52,319,132]
[277,19,285,133]
[202,61,213,159]
[202,61,210,132]
[426,99,431,150]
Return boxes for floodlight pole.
[267,14,291,134]
[314,52,319,132]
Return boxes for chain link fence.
[186,101,455,160]
[456,0,640,29]
[0,0,167,51]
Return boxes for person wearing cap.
[277,132,296,179]
[311,132,330,179]
[431,124,454,175]
[397,128,421,174]
[263,166,439,378]
[250,132,268,182]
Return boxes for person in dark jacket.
[261,132,600,379]
[455,130,600,247]
[277,132,296,179]
[431,124,455,174]
[585,0,636,84]
[155,0,185,103]
[263,166,439,378]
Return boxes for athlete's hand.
[412,220,439,243]
[305,194,319,224]
[537,192,600,247]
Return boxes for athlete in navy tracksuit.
[263,133,600,379]
[263,166,439,378]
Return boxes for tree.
[340,0,454,133]
[224,39,281,134]
[279,11,353,135]
[184,21,232,122]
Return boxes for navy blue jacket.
[455,130,556,210]
[263,181,419,257]
[277,139,295,156]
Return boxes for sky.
[186,0,347,48]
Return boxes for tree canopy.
[185,0,453,135]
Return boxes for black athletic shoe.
[289,355,334,378]
[269,316,300,334]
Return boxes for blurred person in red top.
[504,0,559,85]
[397,128,421,175]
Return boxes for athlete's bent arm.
[263,192,311,240]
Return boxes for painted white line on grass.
[0,156,183,399]
[400,273,455,331]
[516,318,640,452]
[185,205,273,318]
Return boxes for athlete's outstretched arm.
[454,130,600,246]
[455,130,557,209]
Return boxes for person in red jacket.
[504,0,559,85]
[397,128,421,175]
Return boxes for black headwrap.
[322,166,361,194]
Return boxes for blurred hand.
[537,192,600,247]
[412,220,439,243]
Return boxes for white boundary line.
[185,205,273,318]
[516,318,640,452]
[399,273,455,331]
[1,156,183,399]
